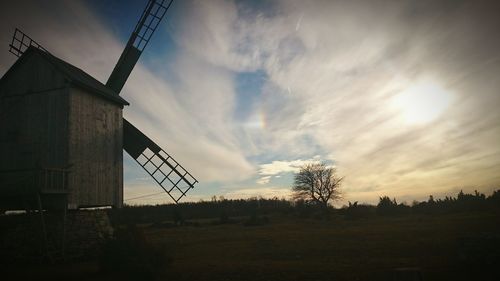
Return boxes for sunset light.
[394,79,453,125]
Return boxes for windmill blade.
[106,0,174,94]
[8,28,48,57]
[123,118,197,203]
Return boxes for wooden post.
[36,192,52,262]
[61,196,67,261]
[393,267,422,281]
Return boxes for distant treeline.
[110,196,293,225]
[110,190,500,225]
[342,189,500,219]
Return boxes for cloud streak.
[174,0,500,203]
[1,0,499,204]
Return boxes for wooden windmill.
[0,0,197,211]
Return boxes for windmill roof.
[3,46,129,106]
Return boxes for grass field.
[3,211,500,281]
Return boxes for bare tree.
[292,162,343,208]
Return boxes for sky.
[1,0,499,206]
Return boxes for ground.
[2,211,499,281]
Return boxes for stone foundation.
[0,210,114,262]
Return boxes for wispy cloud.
[223,186,292,199]
[256,156,322,185]
[258,156,321,176]
[175,0,500,202]
[257,176,271,185]
[1,0,499,204]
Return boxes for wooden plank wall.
[0,53,69,201]
[0,52,123,209]
[67,87,123,208]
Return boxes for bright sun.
[394,79,453,124]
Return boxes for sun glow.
[394,79,453,124]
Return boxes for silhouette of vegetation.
[292,162,343,209]
[109,196,294,225]
[99,224,170,281]
[243,209,270,226]
[372,190,500,216]
[108,189,500,226]
[218,210,230,224]
[3,189,499,281]
[409,189,497,214]
[339,201,376,219]
[376,196,410,216]
[172,207,185,226]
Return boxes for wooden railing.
[0,167,70,195]
[37,167,70,194]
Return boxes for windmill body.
[0,47,128,209]
[0,0,197,211]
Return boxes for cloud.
[256,156,322,185]
[223,186,292,199]
[257,176,271,185]
[2,0,500,205]
[176,0,500,202]
[258,156,321,176]
[122,56,256,182]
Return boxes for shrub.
[342,201,376,219]
[99,224,170,280]
[243,211,269,226]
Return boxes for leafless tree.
[292,162,343,208]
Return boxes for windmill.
[0,0,197,211]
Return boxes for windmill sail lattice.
[9,28,47,57]
[106,0,173,94]
[123,119,197,203]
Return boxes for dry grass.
[149,212,499,281]
[2,212,499,281]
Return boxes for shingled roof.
[1,46,129,106]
